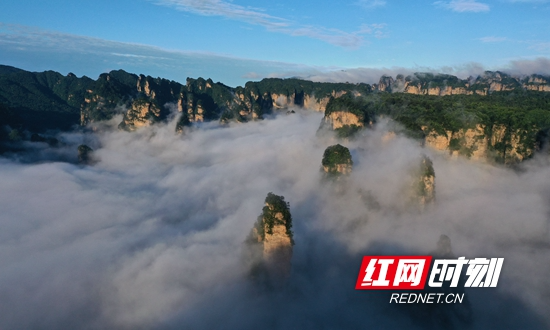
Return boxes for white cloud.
[280,58,550,84]
[508,0,549,3]
[478,36,508,43]
[505,57,550,75]
[357,23,388,39]
[0,23,318,86]
[356,0,387,9]
[2,110,550,328]
[290,63,487,84]
[151,0,385,49]
[152,0,289,29]
[434,0,490,12]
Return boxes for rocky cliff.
[416,156,435,206]
[373,71,550,96]
[324,111,364,130]
[1,65,549,145]
[319,94,373,138]
[80,73,372,129]
[321,144,353,175]
[423,124,532,164]
[247,193,294,284]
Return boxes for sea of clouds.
[0,110,549,329]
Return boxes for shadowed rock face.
[435,234,453,258]
[417,155,435,206]
[247,193,293,285]
[77,144,93,164]
[407,235,473,329]
[322,144,353,175]
[262,214,293,280]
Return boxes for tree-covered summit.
[253,192,294,243]
[322,144,353,175]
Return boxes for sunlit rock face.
[374,71,550,96]
[318,94,370,138]
[119,99,161,131]
[422,124,530,164]
[321,144,353,176]
[246,193,293,286]
[324,111,364,130]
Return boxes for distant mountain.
[374,71,550,95]
[0,65,373,134]
[2,65,549,135]
[1,65,550,164]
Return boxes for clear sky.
[0,0,549,86]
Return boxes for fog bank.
[0,112,549,329]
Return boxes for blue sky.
[0,0,549,86]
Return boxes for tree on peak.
[322,144,353,175]
[254,192,293,243]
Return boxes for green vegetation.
[254,192,293,244]
[326,91,550,163]
[246,78,371,101]
[417,156,435,201]
[324,94,366,120]
[405,73,468,89]
[323,93,377,138]
[335,124,362,138]
[0,66,381,135]
[420,156,435,178]
[0,66,83,131]
[1,65,549,164]
[322,144,353,174]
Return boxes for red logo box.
[355,256,432,290]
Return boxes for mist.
[291,58,550,84]
[0,111,549,329]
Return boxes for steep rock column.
[417,155,435,206]
[77,144,93,164]
[322,144,353,176]
[248,193,294,283]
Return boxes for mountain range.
[1,64,550,164]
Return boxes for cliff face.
[1,65,549,139]
[262,212,293,279]
[81,72,181,128]
[75,73,372,131]
[523,75,550,92]
[319,94,372,138]
[119,99,162,131]
[424,125,487,161]
[324,111,363,130]
[228,89,350,123]
[373,71,550,96]
[247,193,293,284]
[423,124,531,164]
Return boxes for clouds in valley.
[0,110,549,329]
